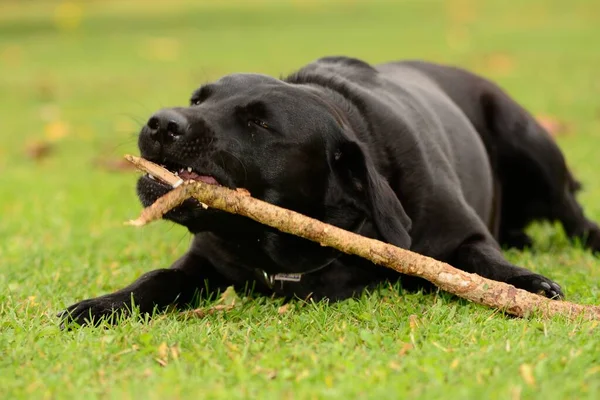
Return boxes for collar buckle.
[256,269,303,289]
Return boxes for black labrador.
[60,57,600,326]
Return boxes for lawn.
[1,0,599,398]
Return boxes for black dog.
[60,57,600,326]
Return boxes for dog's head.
[137,73,411,273]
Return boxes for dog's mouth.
[146,161,222,187]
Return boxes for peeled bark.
[125,155,600,320]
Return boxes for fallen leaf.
[170,345,180,361]
[114,345,139,357]
[295,369,310,382]
[519,363,536,387]
[482,53,515,75]
[44,120,70,141]
[585,365,600,378]
[408,314,419,330]
[278,303,291,314]
[24,140,54,161]
[184,304,235,319]
[266,370,277,380]
[54,1,83,32]
[536,114,570,137]
[388,361,401,371]
[157,342,168,360]
[398,342,413,356]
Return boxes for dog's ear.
[329,138,412,249]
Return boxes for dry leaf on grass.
[482,53,515,75]
[278,303,292,314]
[519,363,536,387]
[44,120,70,141]
[182,286,240,318]
[398,342,413,356]
[185,304,235,318]
[535,114,570,137]
[154,342,180,367]
[24,140,54,161]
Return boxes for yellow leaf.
[170,346,180,360]
[44,120,70,141]
[409,314,419,330]
[388,361,401,371]
[585,365,600,378]
[398,342,413,356]
[482,53,516,76]
[157,342,168,361]
[278,303,291,314]
[519,364,536,387]
[54,1,83,32]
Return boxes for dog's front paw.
[58,294,132,329]
[506,274,563,299]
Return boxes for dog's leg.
[553,184,600,253]
[477,84,600,254]
[58,250,230,328]
[499,230,534,250]
[450,236,563,298]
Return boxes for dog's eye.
[191,99,202,106]
[248,119,269,129]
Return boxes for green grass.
[1,0,600,398]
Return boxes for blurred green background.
[1,1,599,399]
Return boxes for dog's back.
[386,60,589,246]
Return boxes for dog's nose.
[145,109,187,143]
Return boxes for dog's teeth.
[187,167,192,172]
[174,171,179,176]
[148,174,156,181]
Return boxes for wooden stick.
[124,154,208,210]
[124,155,600,320]
[124,154,183,187]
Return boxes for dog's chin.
[135,175,204,228]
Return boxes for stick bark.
[125,155,600,320]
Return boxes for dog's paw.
[58,295,131,329]
[506,274,563,299]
